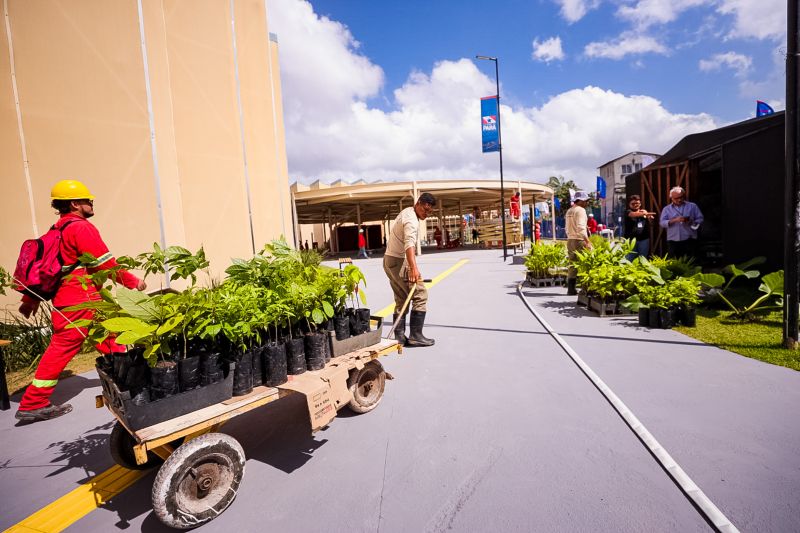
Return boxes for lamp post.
[784,0,799,348]
[476,55,508,261]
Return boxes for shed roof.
[291,179,553,224]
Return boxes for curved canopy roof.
[291,179,553,224]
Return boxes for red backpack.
[13,220,82,300]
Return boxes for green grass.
[675,308,800,371]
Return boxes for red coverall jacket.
[19,213,141,411]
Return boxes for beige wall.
[1,0,292,309]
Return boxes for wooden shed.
[626,112,785,267]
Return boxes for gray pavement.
[1,247,798,532]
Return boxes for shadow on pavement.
[228,393,328,474]
[43,420,116,481]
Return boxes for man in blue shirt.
[659,186,704,258]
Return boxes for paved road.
[1,248,798,532]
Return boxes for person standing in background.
[624,195,654,259]
[565,191,592,296]
[659,187,704,258]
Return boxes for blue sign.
[596,176,606,199]
[756,100,774,117]
[481,96,500,153]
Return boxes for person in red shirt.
[586,213,598,235]
[357,228,368,258]
[15,180,145,423]
[510,192,521,219]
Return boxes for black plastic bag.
[150,361,179,401]
[231,350,254,397]
[356,308,371,334]
[264,342,288,386]
[304,332,326,371]
[333,315,350,340]
[250,346,264,386]
[200,351,223,386]
[285,337,306,375]
[178,355,201,392]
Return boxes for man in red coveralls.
[15,180,145,423]
[510,192,521,219]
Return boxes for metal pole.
[494,59,508,260]
[784,0,800,348]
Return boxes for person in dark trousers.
[15,180,146,423]
[624,195,655,259]
[659,186,704,258]
[383,193,436,347]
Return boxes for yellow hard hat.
[50,179,95,200]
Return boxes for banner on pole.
[481,96,500,153]
[756,100,775,117]
[596,176,606,199]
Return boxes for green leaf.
[115,331,148,345]
[311,308,325,324]
[322,301,334,318]
[359,290,367,305]
[102,316,156,334]
[205,324,222,337]
[156,314,184,336]
[693,273,725,288]
[65,319,93,329]
[116,287,160,321]
[759,270,784,296]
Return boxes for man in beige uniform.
[565,190,592,296]
[383,192,436,347]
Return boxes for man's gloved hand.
[136,279,147,291]
[19,299,40,319]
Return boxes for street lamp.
[476,55,508,261]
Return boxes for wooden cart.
[97,338,402,529]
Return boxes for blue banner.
[553,197,560,211]
[756,100,774,117]
[481,96,500,153]
[596,176,606,199]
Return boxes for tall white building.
[597,151,661,229]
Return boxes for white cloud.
[718,0,785,40]
[584,32,669,59]
[269,0,715,191]
[699,52,752,77]
[555,0,600,23]
[617,0,706,29]
[532,37,565,62]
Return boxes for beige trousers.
[566,239,587,280]
[383,255,428,313]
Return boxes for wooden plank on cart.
[134,386,284,448]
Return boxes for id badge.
[636,220,644,230]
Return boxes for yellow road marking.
[6,258,469,532]
[375,258,469,318]
[4,466,146,533]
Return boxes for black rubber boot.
[406,310,435,347]
[567,278,578,296]
[392,313,408,345]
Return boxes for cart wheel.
[109,421,162,470]
[152,433,245,530]
[347,360,386,414]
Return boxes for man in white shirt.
[384,192,436,347]
[565,191,593,295]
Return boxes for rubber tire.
[109,421,162,470]
[152,433,245,530]
[346,360,386,414]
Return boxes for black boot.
[392,313,408,345]
[567,278,577,296]
[406,310,435,347]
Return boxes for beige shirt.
[565,205,588,240]
[385,206,419,258]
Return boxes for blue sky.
[268,0,786,190]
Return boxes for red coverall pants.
[18,308,124,411]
